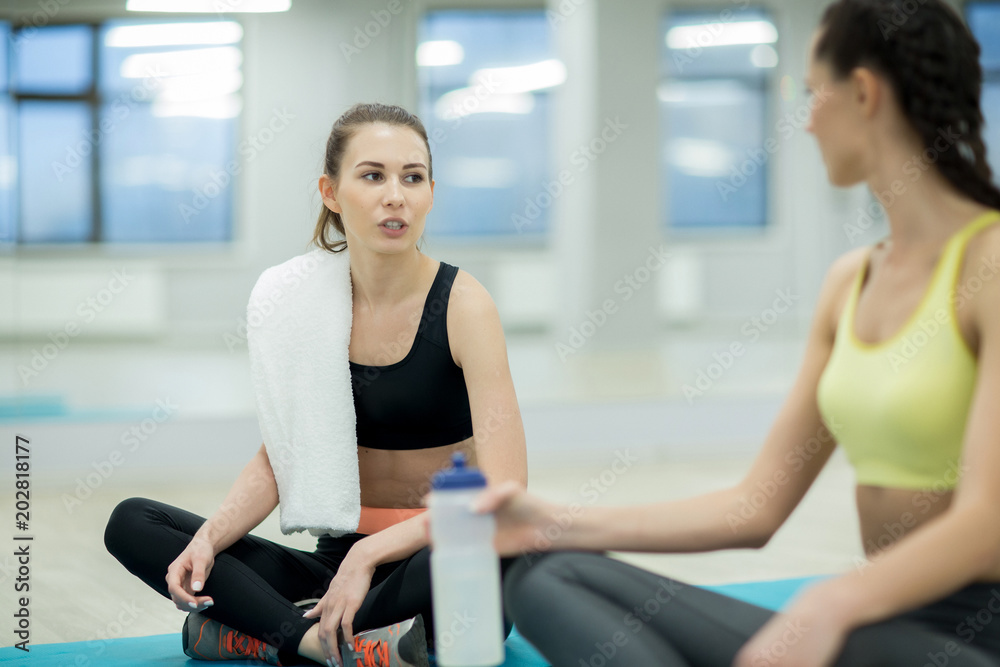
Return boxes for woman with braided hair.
[465,0,1000,664]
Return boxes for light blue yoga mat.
[0,577,827,666]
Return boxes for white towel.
[246,247,360,537]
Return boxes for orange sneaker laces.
[353,635,390,666]
[224,629,268,658]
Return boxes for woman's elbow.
[730,523,777,550]
[960,505,1000,576]
[724,488,788,549]
[748,524,779,549]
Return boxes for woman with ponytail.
[105,103,527,667]
[470,1,1000,664]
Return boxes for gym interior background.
[0,0,997,647]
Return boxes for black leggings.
[104,497,514,665]
[504,552,1000,666]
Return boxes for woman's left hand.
[732,602,849,667]
[303,555,375,667]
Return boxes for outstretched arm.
[475,249,866,556]
[736,229,1000,666]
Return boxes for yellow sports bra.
[817,210,1000,490]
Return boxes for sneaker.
[339,614,430,667]
[182,611,283,665]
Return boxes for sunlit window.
[660,9,777,230]
[966,2,1000,187]
[418,11,556,240]
[7,19,242,245]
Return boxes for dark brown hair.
[815,0,1000,209]
[311,103,433,253]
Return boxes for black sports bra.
[349,262,473,450]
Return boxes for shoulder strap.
[418,262,458,345]
[836,247,872,340]
[926,210,1000,310]
[951,210,1000,248]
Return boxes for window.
[660,9,778,230]
[967,2,1000,186]
[6,19,243,245]
[417,11,557,240]
[0,22,13,245]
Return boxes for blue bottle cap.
[432,452,487,490]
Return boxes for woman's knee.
[505,551,607,588]
[502,552,583,606]
[104,497,155,557]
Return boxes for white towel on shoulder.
[246,248,360,537]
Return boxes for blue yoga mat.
[0,626,548,666]
[705,575,829,611]
[0,577,826,666]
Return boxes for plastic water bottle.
[428,452,504,667]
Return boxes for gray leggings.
[504,552,1000,666]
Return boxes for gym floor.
[18,453,861,647]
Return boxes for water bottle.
[428,452,504,667]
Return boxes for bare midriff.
[857,484,1000,581]
[355,435,476,533]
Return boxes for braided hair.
[815,0,1000,210]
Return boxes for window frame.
[0,21,12,246]
[659,4,780,237]
[0,13,249,262]
[12,22,103,244]
[415,6,557,249]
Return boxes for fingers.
[165,566,197,610]
[313,602,360,667]
[191,563,207,593]
[186,564,215,610]
[471,479,523,513]
[318,605,344,667]
[302,598,341,667]
[166,557,216,612]
[185,596,216,612]
[331,625,344,667]
[340,609,355,648]
[311,568,373,667]
[331,608,356,667]
[168,579,214,611]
